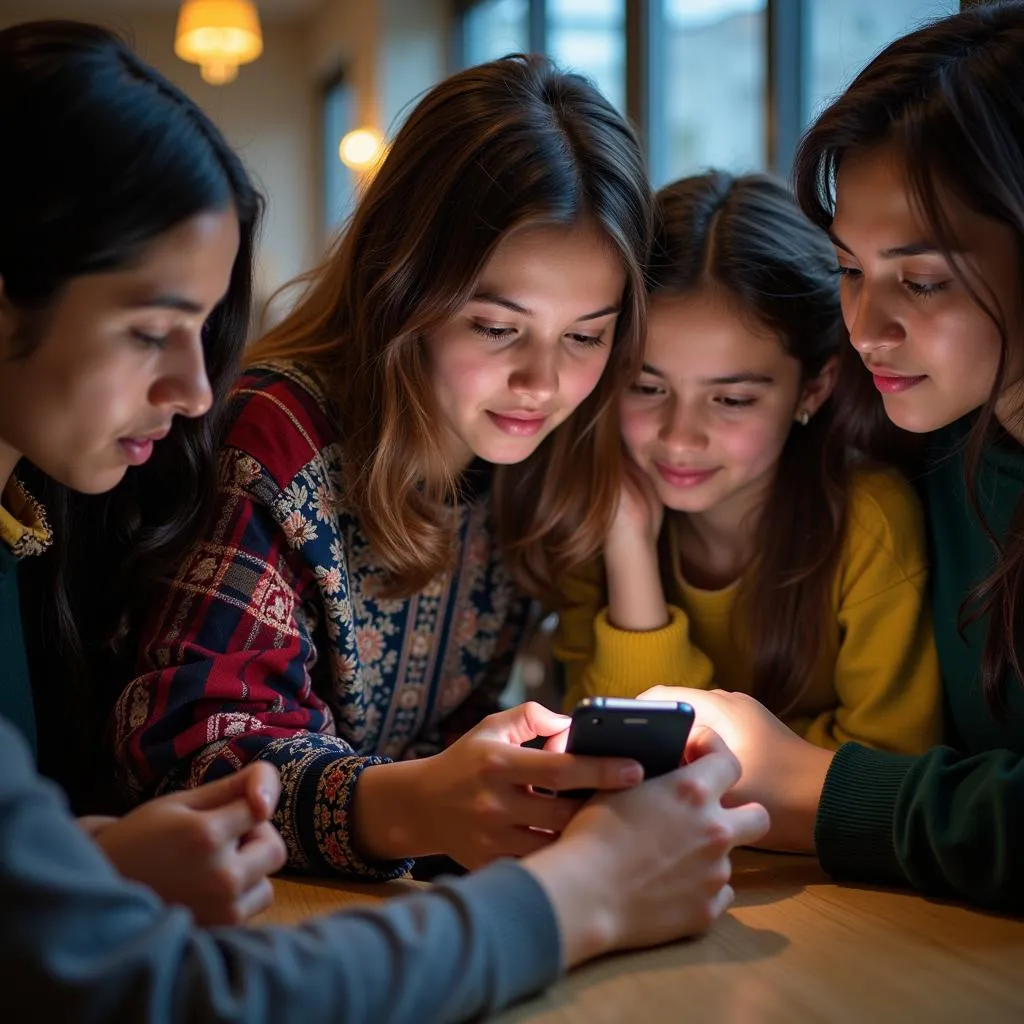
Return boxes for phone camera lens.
[591,716,602,726]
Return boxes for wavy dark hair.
[251,54,652,605]
[651,171,899,715]
[0,20,262,795]
[794,0,1024,715]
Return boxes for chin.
[880,396,957,434]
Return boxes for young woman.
[644,1,1024,913]
[0,20,768,1020]
[556,171,940,756]
[0,16,285,925]
[112,53,663,879]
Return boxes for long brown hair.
[794,1,1024,714]
[651,171,898,715]
[251,55,651,603]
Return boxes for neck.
[0,438,20,500]
[676,474,772,589]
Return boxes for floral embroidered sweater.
[113,363,527,879]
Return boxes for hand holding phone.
[561,696,695,797]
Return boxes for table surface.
[253,849,1024,1023]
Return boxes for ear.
[795,354,839,424]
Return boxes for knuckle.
[675,775,713,807]
[479,747,508,777]
[703,818,734,856]
[472,793,505,824]
[213,862,244,900]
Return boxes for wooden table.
[253,850,1024,1022]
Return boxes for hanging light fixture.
[174,1,263,85]
[338,128,387,173]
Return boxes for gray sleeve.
[0,716,562,1023]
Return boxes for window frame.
[455,0,972,178]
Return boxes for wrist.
[773,744,833,852]
[77,814,119,838]
[350,759,434,860]
[605,543,669,632]
[521,839,619,969]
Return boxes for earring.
[796,408,811,426]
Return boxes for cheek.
[561,350,611,407]
[620,402,659,453]
[430,343,497,408]
[719,414,790,471]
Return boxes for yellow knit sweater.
[555,467,941,754]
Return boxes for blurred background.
[0,0,961,322]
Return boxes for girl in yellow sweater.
[556,171,940,753]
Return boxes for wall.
[0,2,318,313]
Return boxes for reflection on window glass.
[655,0,766,187]
[463,0,530,66]
[323,74,355,235]
[546,0,625,113]
[806,0,958,123]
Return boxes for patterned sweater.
[113,364,527,879]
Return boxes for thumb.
[169,763,281,818]
[477,701,572,745]
[684,724,731,764]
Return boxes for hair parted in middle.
[251,54,653,603]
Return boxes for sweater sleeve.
[797,469,943,754]
[554,561,714,713]
[815,741,1024,913]
[0,715,562,1023]
[113,390,407,881]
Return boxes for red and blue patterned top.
[113,362,527,879]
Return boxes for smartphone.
[560,696,695,798]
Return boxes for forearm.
[604,538,669,632]
[3,720,561,1023]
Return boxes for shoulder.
[844,463,926,573]
[223,362,338,491]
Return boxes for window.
[462,0,530,65]
[805,0,959,123]
[546,0,626,113]
[322,71,356,236]
[653,0,767,186]
[456,0,970,182]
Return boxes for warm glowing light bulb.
[339,128,385,172]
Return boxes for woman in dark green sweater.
[643,1,1024,913]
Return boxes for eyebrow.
[641,363,774,386]
[129,294,206,314]
[828,232,949,259]
[471,291,620,321]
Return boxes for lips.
[486,410,548,437]
[870,371,927,394]
[654,462,719,489]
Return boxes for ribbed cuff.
[589,605,692,696]
[438,859,562,1008]
[815,742,917,886]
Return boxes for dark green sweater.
[0,543,36,757]
[816,417,1024,912]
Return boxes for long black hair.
[0,20,262,797]
[794,0,1024,714]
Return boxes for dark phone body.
[561,696,695,798]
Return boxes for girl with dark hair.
[646,1,1024,913]
[557,171,940,757]
[0,18,288,924]
[111,54,714,881]
[0,20,770,1020]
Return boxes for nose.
[508,341,558,405]
[845,280,905,357]
[151,334,214,419]
[660,396,707,453]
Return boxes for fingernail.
[259,787,277,812]
[620,764,644,786]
